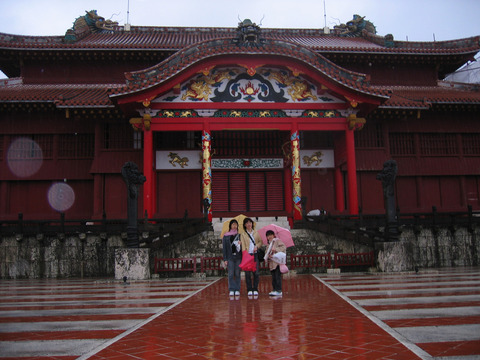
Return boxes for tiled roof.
[110,38,390,100]
[1,78,479,110]
[0,26,479,55]
[379,84,480,109]
[0,79,120,107]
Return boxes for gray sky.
[0,0,479,78]
[0,0,478,40]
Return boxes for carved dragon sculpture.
[334,14,376,37]
[65,10,118,42]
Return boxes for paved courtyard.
[0,267,479,359]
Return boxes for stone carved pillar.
[376,159,399,240]
[121,162,146,248]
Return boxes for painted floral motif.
[211,158,283,169]
[238,81,262,102]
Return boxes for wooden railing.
[297,205,480,245]
[334,252,375,268]
[154,257,197,273]
[154,252,375,274]
[0,212,211,247]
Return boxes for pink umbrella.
[258,224,295,248]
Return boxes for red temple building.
[1,12,479,224]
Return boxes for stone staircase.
[212,216,290,238]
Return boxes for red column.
[345,128,358,215]
[334,166,345,213]
[92,123,104,218]
[284,165,292,226]
[143,129,154,218]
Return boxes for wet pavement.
[0,267,479,359]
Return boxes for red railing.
[154,252,375,274]
[334,252,375,268]
[154,257,197,273]
[200,257,224,272]
[289,254,331,270]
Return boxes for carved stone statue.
[121,162,146,248]
[376,160,398,240]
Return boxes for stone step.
[213,216,290,238]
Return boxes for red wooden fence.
[154,251,375,274]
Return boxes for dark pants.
[271,265,282,292]
[245,254,260,292]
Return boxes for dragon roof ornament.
[65,10,118,42]
[232,18,266,47]
[334,14,376,37]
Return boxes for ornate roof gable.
[154,66,345,104]
[111,38,389,102]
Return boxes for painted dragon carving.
[303,151,323,166]
[65,10,118,42]
[168,152,189,168]
[334,14,376,37]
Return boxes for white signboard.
[156,150,202,170]
[156,149,334,170]
[299,150,334,168]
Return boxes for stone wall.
[0,235,124,279]
[376,227,480,272]
[1,226,478,278]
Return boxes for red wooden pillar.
[334,166,345,212]
[92,123,104,217]
[284,165,292,225]
[143,129,155,218]
[345,128,358,215]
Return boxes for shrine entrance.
[212,170,285,214]
[113,42,386,222]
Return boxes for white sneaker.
[269,291,282,296]
[229,291,235,296]
[247,291,253,296]
[253,291,259,296]
[235,291,240,296]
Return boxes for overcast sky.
[0,0,479,78]
[0,0,478,40]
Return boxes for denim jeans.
[227,257,242,291]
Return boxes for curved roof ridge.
[363,31,480,50]
[115,37,388,99]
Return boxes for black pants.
[245,255,260,292]
[271,265,282,292]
